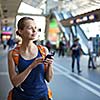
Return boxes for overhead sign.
[2,26,12,32]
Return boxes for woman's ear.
[18,29,22,36]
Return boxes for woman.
[8,17,54,100]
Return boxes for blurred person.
[58,37,66,57]
[88,37,96,69]
[46,40,51,52]
[70,37,82,74]
[3,39,7,50]
[7,37,15,50]
[95,34,99,56]
[0,38,1,45]
[8,17,54,100]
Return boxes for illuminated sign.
[2,26,12,32]
[2,32,12,35]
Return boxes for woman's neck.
[20,40,35,52]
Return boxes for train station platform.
[0,45,100,100]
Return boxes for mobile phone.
[45,51,55,60]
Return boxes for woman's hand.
[43,56,54,66]
[30,57,44,69]
[43,56,54,82]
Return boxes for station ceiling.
[0,0,100,25]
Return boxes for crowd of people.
[44,35,98,75]
[1,37,16,50]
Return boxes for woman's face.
[20,19,38,40]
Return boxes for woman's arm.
[8,50,43,87]
[45,63,54,82]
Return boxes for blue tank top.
[12,50,48,100]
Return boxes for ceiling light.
[89,15,95,20]
[82,16,88,21]
[70,20,74,24]
[76,18,81,23]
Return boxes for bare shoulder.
[8,49,15,68]
[8,50,13,58]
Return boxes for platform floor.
[0,45,100,100]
